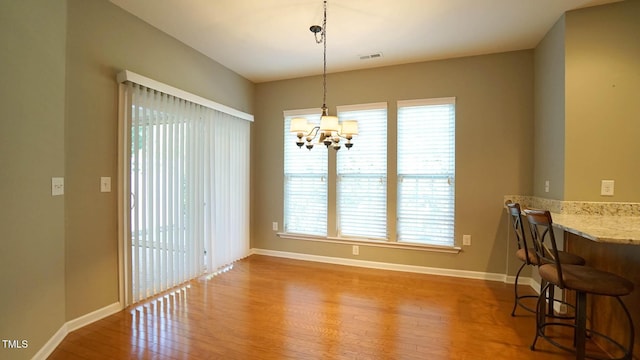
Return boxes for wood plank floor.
[49,255,585,360]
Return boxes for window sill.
[276,232,462,254]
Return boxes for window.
[397,98,456,246]
[283,97,456,249]
[283,109,327,236]
[337,103,387,239]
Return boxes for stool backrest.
[505,201,534,264]
[523,209,565,288]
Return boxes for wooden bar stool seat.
[525,209,635,360]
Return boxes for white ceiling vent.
[359,52,383,60]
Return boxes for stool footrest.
[533,321,630,360]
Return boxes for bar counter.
[504,196,640,358]
[551,213,640,245]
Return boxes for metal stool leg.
[511,262,526,316]
[617,297,634,360]
[531,282,551,351]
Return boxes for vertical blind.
[283,109,327,236]
[204,111,251,272]
[397,98,456,246]
[336,103,388,239]
[123,80,250,304]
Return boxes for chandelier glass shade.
[290,0,358,150]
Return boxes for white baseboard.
[251,249,564,314]
[528,278,565,314]
[65,302,122,333]
[505,274,536,287]
[31,325,67,360]
[251,248,508,282]
[32,302,122,360]
[530,277,542,294]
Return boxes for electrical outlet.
[352,245,359,255]
[601,180,614,196]
[545,180,550,193]
[463,235,471,246]
[272,222,278,231]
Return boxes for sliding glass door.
[119,76,250,305]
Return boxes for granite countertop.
[550,213,640,245]
[504,195,640,245]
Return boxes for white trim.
[251,248,506,282]
[31,302,122,360]
[336,102,388,112]
[504,275,518,284]
[277,232,462,254]
[504,274,536,286]
[31,326,67,360]
[530,277,542,294]
[66,302,122,332]
[398,97,456,107]
[116,70,254,122]
[528,278,565,313]
[117,83,129,307]
[506,276,565,314]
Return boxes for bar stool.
[524,209,634,360]
[505,201,585,316]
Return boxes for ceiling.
[110,0,620,83]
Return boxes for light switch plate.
[52,177,64,196]
[100,177,111,192]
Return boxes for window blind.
[128,83,204,303]
[283,109,327,236]
[397,98,456,246]
[205,111,251,272]
[123,79,250,305]
[337,103,388,240]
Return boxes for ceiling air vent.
[359,52,383,60]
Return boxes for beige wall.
[564,0,640,201]
[1,0,254,358]
[252,51,534,274]
[534,1,640,202]
[533,16,566,200]
[64,0,253,321]
[0,1,67,359]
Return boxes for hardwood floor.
[49,255,581,359]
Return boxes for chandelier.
[289,0,358,150]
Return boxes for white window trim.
[277,232,461,254]
[336,101,388,112]
[397,96,456,247]
[397,97,456,108]
[280,98,459,254]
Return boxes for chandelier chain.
[291,0,357,150]
[322,0,327,110]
